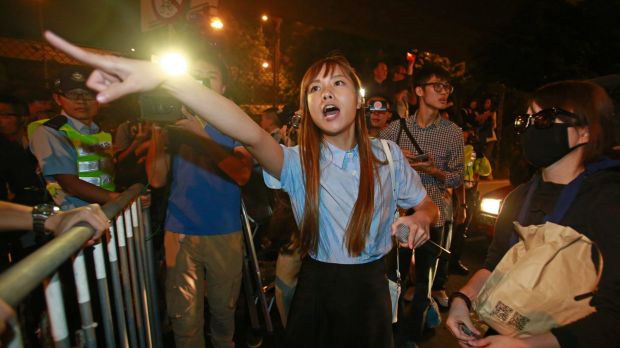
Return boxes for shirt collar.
[321,140,359,169]
[61,112,100,134]
[411,112,442,129]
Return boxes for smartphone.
[406,153,429,163]
[139,91,183,123]
[459,323,480,338]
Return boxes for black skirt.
[284,256,393,348]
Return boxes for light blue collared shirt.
[264,138,427,264]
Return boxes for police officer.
[29,67,118,210]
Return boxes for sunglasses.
[421,82,454,94]
[62,91,96,101]
[513,107,583,134]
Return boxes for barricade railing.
[0,184,162,348]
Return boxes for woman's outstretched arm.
[44,31,284,178]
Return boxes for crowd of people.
[0,29,618,348]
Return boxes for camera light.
[210,17,224,30]
[156,53,188,76]
[480,198,501,216]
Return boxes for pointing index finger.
[44,31,114,72]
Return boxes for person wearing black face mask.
[447,80,620,348]
[517,107,588,168]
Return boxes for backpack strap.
[398,118,425,155]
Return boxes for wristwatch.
[32,203,56,237]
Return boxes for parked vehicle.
[470,184,514,238]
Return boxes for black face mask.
[521,123,584,168]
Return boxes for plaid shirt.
[379,115,464,226]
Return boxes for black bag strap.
[397,118,425,154]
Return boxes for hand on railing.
[45,204,110,246]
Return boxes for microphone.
[396,224,451,259]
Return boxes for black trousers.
[285,256,393,348]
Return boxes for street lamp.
[207,6,224,30]
[210,17,224,30]
[261,13,282,106]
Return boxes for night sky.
[0,0,526,61]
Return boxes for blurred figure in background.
[366,94,392,137]
[476,97,498,174]
[365,60,390,98]
[0,95,47,206]
[114,119,151,190]
[26,88,56,122]
[259,107,283,143]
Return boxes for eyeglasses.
[513,107,583,134]
[421,82,454,94]
[62,91,96,101]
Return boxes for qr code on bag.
[508,311,530,331]
[490,301,514,322]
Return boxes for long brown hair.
[532,80,617,164]
[295,55,379,257]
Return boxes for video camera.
[139,90,183,123]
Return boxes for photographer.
[145,53,252,348]
[114,119,151,190]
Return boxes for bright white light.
[359,88,366,98]
[210,17,224,30]
[261,14,269,21]
[480,198,501,216]
[130,48,136,52]
[262,62,270,69]
[159,53,188,76]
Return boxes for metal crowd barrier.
[0,184,162,348]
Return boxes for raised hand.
[44,31,168,103]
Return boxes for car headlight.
[480,198,502,216]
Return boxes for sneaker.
[431,289,449,308]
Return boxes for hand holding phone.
[406,153,429,164]
[459,323,480,339]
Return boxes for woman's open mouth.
[322,104,340,120]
